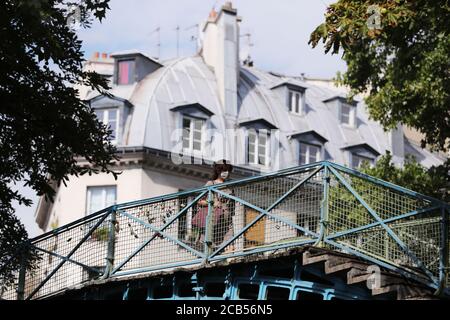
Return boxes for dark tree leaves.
[360,152,450,203]
[310,0,450,152]
[0,0,115,293]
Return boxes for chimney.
[93,51,100,60]
[201,2,240,119]
[101,52,108,59]
[389,124,405,161]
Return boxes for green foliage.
[310,0,450,151]
[50,218,59,230]
[329,179,372,232]
[91,226,109,242]
[0,0,115,292]
[0,207,40,292]
[360,152,450,203]
[328,152,449,236]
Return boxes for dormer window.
[170,103,214,155]
[182,116,204,152]
[270,81,307,115]
[247,129,269,166]
[111,50,163,85]
[288,130,328,166]
[117,59,135,85]
[239,118,277,168]
[95,108,119,143]
[88,94,132,146]
[288,90,304,115]
[351,153,374,168]
[342,143,380,169]
[299,143,321,165]
[340,102,355,126]
[323,96,357,128]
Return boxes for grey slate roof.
[83,54,445,169]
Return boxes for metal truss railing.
[1,161,449,300]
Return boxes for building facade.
[35,3,444,233]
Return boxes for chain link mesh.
[211,168,322,256]
[113,194,204,273]
[9,214,110,299]
[336,170,430,220]
[327,168,443,281]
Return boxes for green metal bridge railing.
[1,161,449,300]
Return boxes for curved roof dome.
[82,54,443,169]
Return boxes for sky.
[14,0,344,238]
[78,0,344,77]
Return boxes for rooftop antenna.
[240,33,254,65]
[240,33,254,49]
[174,25,180,58]
[185,24,199,53]
[149,26,161,60]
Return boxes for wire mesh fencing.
[111,192,206,275]
[0,161,448,300]
[208,167,323,259]
[325,164,447,283]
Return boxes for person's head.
[211,159,233,181]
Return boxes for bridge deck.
[46,246,436,300]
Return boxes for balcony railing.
[1,161,449,300]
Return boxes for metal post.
[102,208,117,279]
[190,272,202,300]
[384,232,389,260]
[17,249,27,300]
[203,190,214,263]
[223,268,233,299]
[435,206,449,295]
[315,165,329,246]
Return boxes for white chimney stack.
[201,2,240,120]
[389,124,405,162]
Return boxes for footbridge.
[1,161,449,300]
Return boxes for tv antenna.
[185,24,199,53]
[174,25,180,58]
[240,33,254,49]
[149,26,161,60]
[240,33,254,65]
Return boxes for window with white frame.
[288,90,304,115]
[299,142,321,165]
[182,116,204,152]
[95,108,119,143]
[340,103,355,126]
[86,186,116,215]
[351,153,374,169]
[247,129,269,166]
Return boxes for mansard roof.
[79,53,445,169]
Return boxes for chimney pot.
[224,2,233,9]
[101,53,107,59]
[209,8,217,19]
[93,52,100,59]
